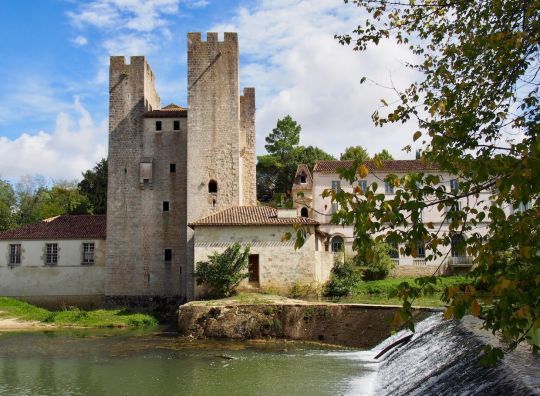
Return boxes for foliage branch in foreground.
[318,0,538,362]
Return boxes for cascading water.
[338,314,539,395]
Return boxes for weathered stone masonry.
[105,33,255,303]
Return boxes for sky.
[0,0,420,182]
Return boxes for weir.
[341,314,539,395]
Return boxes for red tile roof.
[144,103,187,118]
[189,206,319,227]
[313,160,440,173]
[0,215,106,240]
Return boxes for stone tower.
[106,56,187,304]
[184,32,256,299]
[106,32,255,303]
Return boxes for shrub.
[195,243,250,298]
[324,257,363,297]
[359,242,395,281]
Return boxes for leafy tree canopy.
[328,0,539,361]
[373,149,394,161]
[257,117,335,199]
[0,179,16,231]
[79,158,108,214]
[340,145,371,162]
[264,115,301,159]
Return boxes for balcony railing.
[391,258,400,266]
[413,258,426,266]
[448,256,474,267]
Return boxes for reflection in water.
[0,316,538,396]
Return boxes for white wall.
[0,239,105,297]
[193,225,334,297]
[311,170,491,266]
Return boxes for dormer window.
[300,172,307,184]
[208,179,218,193]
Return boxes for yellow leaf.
[358,164,369,179]
[470,299,481,317]
[520,246,532,258]
[443,306,454,320]
[413,131,422,141]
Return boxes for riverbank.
[179,295,439,348]
[0,297,159,330]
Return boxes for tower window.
[173,120,180,130]
[163,201,170,212]
[164,249,172,262]
[208,179,218,193]
[170,163,176,173]
[156,121,162,131]
[300,172,307,184]
[300,207,309,218]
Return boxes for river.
[0,315,538,395]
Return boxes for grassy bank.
[332,276,471,307]
[0,298,158,328]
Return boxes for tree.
[340,145,370,162]
[257,117,335,199]
[79,158,108,214]
[0,179,16,231]
[373,149,394,161]
[195,243,251,298]
[331,0,539,361]
[265,115,301,160]
[31,182,92,220]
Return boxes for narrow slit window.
[156,121,162,131]
[173,120,180,130]
[163,201,170,212]
[208,179,218,193]
[164,249,172,262]
[170,163,176,173]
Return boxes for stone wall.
[178,303,437,348]
[240,88,256,206]
[106,56,185,300]
[193,225,334,297]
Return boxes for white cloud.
[184,0,209,8]
[71,35,88,46]
[0,98,107,181]
[212,0,421,158]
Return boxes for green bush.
[324,257,363,297]
[195,243,250,298]
[359,242,395,281]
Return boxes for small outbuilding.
[189,206,335,297]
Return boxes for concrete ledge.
[178,303,438,348]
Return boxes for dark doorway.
[248,254,260,284]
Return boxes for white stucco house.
[292,160,492,275]
[0,215,106,307]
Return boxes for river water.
[0,315,538,395]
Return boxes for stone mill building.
[107,32,256,304]
[0,32,334,307]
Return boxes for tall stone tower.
[106,32,255,303]
[185,32,256,299]
[106,56,187,304]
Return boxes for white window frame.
[358,180,368,192]
[331,180,341,192]
[331,236,344,253]
[385,182,394,195]
[450,179,459,192]
[46,243,58,266]
[9,244,21,266]
[82,242,95,265]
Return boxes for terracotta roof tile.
[313,159,440,173]
[144,103,187,118]
[0,215,106,240]
[189,206,318,227]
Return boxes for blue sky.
[0,0,419,181]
